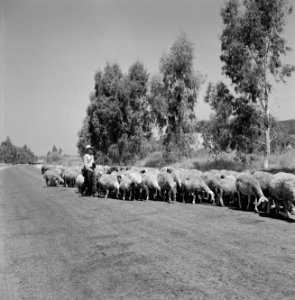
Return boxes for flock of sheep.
[41,163,295,220]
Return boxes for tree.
[220,0,295,168]
[0,137,37,164]
[150,33,203,160]
[77,61,152,163]
[203,81,289,154]
[204,82,235,151]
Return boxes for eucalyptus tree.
[77,61,151,163]
[220,0,295,168]
[150,33,204,160]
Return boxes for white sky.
[1,0,295,155]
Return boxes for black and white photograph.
[1,0,295,299]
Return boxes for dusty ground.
[0,165,294,300]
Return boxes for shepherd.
[81,145,97,196]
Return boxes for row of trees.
[46,145,64,163]
[77,0,294,168]
[0,137,37,164]
[77,33,203,164]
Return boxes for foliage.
[46,145,64,164]
[0,137,37,164]
[202,81,291,154]
[149,33,204,161]
[220,0,295,168]
[77,61,152,164]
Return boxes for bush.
[277,148,295,169]
[0,137,37,164]
[143,152,166,168]
[46,152,63,164]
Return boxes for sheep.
[119,171,142,201]
[41,164,55,175]
[97,173,120,199]
[200,172,224,206]
[107,166,119,174]
[157,172,177,203]
[169,169,204,203]
[44,170,64,187]
[170,169,186,203]
[139,167,160,174]
[139,171,161,201]
[55,165,66,177]
[252,171,274,198]
[235,173,268,212]
[161,166,176,173]
[218,175,237,207]
[62,167,80,187]
[269,172,295,219]
[182,173,215,205]
[75,173,85,194]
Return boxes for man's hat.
[85,145,94,152]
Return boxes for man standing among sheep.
[82,145,97,196]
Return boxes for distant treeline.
[0,137,37,164]
[279,120,295,135]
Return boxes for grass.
[136,148,295,173]
[43,147,295,174]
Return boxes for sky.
[1,0,295,156]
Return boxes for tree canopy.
[77,61,151,164]
[149,33,204,161]
[220,0,295,168]
[203,81,291,154]
[0,137,37,164]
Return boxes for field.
[1,165,295,299]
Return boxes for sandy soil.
[0,165,294,300]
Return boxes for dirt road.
[0,165,294,300]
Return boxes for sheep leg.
[267,197,273,214]
[105,189,109,199]
[237,191,242,210]
[218,189,225,207]
[283,204,292,219]
[198,193,202,204]
[145,187,149,201]
[192,193,196,205]
[167,190,171,203]
[247,195,251,210]
[129,190,133,201]
[254,198,259,213]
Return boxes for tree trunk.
[264,100,270,170]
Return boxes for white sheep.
[182,173,215,205]
[119,171,142,201]
[218,174,237,206]
[62,167,80,187]
[235,173,268,212]
[157,172,177,203]
[252,171,274,198]
[75,173,85,194]
[97,173,120,199]
[269,172,295,219]
[139,171,161,201]
[44,170,64,187]
[200,172,224,206]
